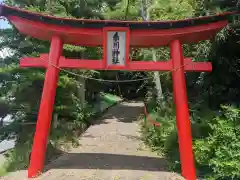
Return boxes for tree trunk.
[0,118,3,127]
[152,49,164,104]
[116,74,122,97]
[77,76,86,109]
[53,113,58,129]
[142,0,164,104]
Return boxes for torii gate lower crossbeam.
[21,36,212,180]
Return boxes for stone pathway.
[1,102,183,180]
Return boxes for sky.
[0,0,12,59]
[0,0,11,29]
[0,19,10,29]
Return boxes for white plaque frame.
[103,27,130,68]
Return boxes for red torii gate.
[0,5,234,180]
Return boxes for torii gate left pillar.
[27,36,63,177]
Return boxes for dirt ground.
[0,102,183,180]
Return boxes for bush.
[2,141,60,173]
[194,105,240,179]
[0,103,94,174]
[140,97,181,171]
[141,100,240,179]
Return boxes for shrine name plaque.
[103,27,130,68]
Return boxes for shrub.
[1,103,94,174]
[194,105,240,179]
[141,100,240,179]
[140,97,181,170]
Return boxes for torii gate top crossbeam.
[0,5,234,47]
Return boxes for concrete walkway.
[1,102,183,180]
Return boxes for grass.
[0,166,7,177]
[0,153,9,177]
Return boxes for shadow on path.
[94,102,144,124]
[45,153,169,172]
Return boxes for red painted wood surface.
[8,15,228,47]
[20,54,49,68]
[0,5,231,47]
[171,40,196,180]
[20,55,212,72]
[28,37,63,178]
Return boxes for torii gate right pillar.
[171,39,196,180]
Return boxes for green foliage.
[0,166,7,177]
[194,105,240,179]
[140,97,180,168]
[3,140,34,172]
[1,141,62,173]
[50,105,94,149]
[141,99,240,179]
[150,0,194,20]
